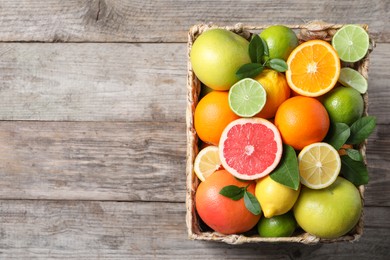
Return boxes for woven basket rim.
[186,21,372,244]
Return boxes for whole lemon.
[293,177,362,239]
[321,86,364,126]
[255,175,300,218]
[260,25,299,61]
[254,69,291,119]
[190,29,251,91]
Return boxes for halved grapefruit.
[219,118,283,180]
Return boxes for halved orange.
[286,40,340,97]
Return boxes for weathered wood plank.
[0,42,186,122]
[0,121,388,206]
[0,121,186,202]
[0,200,388,259]
[0,43,388,123]
[0,0,388,43]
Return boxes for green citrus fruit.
[228,78,267,117]
[332,24,370,63]
[190,29,251,91]
[338,67,368,94]
[257,211,297,237]
[293,177,362,239]
[321,86,364,126]
[260,25,299,61]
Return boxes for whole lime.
[257,212,297,237]
[190,29,251,91]
[293,177,362,239]
[322,86,364,126]
[260,25,299,61]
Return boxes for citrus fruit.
[228,78,267,117]
[338,67,368,94]
[257,211,297,237]
[331,24,370,63]
[219,118,283,180]
[254,69,290,119]
[293,177,362,239]
[190,28,251,90]
[195,169,260,234]
[260,25,299,61]
[194,146,222,182]
[255,175,300,218]
[321,86,364,126]
[298,142,341,189]
[194,91,240,145]
[274,96,330,151]
[286,39,341,97]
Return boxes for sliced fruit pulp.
[222,123,278,175]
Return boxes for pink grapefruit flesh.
[219,118,283,180]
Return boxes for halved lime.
[338,67,368,94]
[332,24,369,62]
[228,78,266,117]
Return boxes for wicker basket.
[186,21,374,244]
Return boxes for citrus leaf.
[346,148,364,161]
[270,144,300,190]
[260,37,269,56]
[347,116,376,145]
[268,58,288,72]
[244,190,262,215]
[236,63,264,79]
[219,185,245,201]
[340,155,369,186]
[324,122,351,150]
[249,34,264,63]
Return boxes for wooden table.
[0,0,389,258]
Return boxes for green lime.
[260,25,299,61]
[322,86,364,126]
[338,67,368,94]
[257,212,297,237]
[228,78,267,117]
[332,24,369,62]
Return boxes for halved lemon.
[194,146,221,181]
[298,142,341,189]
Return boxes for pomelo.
[219,118,283,180]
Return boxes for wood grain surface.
[0,0,389,258]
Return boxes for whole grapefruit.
[195,170,260,234]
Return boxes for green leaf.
[219,185,245,201]
[244,190,262,215]
[346,148,364,161]
[249,35,264,63]
[347,116,376,145]
[267,58,288,72]
[340,155,369,186]
[270,145,300,190]
[236,63,264,79]
[260,37,269,56]
[324,122,351,150]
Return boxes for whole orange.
[274,96,330,150]
[194,91,239,145]
[195,170,260,234]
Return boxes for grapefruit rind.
[219,118,283,180]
